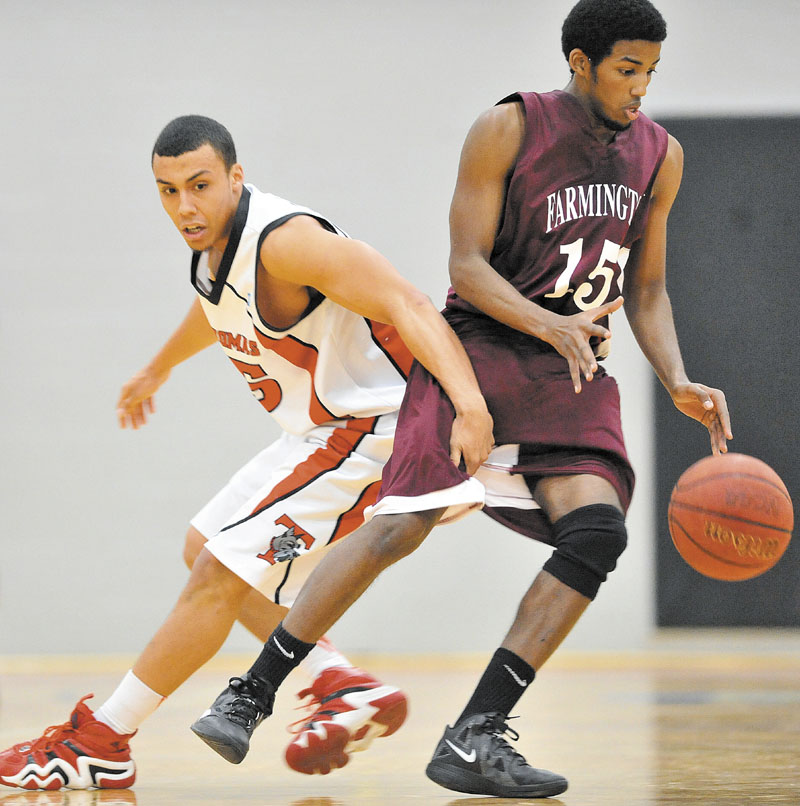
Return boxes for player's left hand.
[450,407,495,475]
[670,382,732,455]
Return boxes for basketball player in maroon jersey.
[194,0,732,797]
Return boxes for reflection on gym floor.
[2,634,799,806]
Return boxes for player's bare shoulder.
[652,133,684,205]
[472,99,525,141]
[461,100,525,177]
[254,214,326,327]
[663,133,684,176]
[259,214,325,265]
[256,213,334,293]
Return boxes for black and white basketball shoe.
[191,674,275,764]
[425,711,568,798]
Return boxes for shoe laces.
[27,694,94,753]
[286,671,373,735]
[479,713,527,764]
[225,676,268,729]
[286,688,330,735]
[28,721,76,753]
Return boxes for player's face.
[586,40,662,132]
[152,144,243,253]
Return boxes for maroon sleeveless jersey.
[445,90,669,353]
[375,92,669,529]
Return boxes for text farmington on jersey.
[546,183,643,233]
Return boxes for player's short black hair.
[152,115,237,170]
[561,0,667,65]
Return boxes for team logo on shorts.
[257,514,314,564]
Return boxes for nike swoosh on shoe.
[445,739,477,763]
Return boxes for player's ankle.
[249,621,315,690]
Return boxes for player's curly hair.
[152,115,237,170]
[561,0,666,66]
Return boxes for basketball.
[668,453,793,581]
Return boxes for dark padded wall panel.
[654,117,797,626]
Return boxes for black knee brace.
[542,504,627,600]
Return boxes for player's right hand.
[670,381,732,455]
[538,297,624,393]
[117,365,171,429]
[450,405,494,476]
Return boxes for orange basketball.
[668,453,793,581]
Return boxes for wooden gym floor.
[1,631,799,806]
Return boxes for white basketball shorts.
[192,412,396,606]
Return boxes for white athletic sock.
[300,636,353,679]
[94,670,166,735]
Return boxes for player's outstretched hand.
[539,297,624,393]
[450,406,495,476]
[117,365,171,429]
[670,382,732,455]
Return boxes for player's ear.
[230,162,244,190]
[568,48,592,78]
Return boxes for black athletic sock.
[247,621,315,690]
[456,648,535,723]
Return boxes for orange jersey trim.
[328,480,382,545]
[224,417,379,530]
[253,330,336,425]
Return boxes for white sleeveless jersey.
[192,184,413,436]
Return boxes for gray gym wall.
[2,0,798,656]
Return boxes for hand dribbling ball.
[668,453,793,581]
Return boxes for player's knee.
[368,510,440,566]
[183,527,208,570]
[184,547,248,604]
[542,504,627,600]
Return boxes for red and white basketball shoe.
[0,696,136,791]
[285,667,408,775]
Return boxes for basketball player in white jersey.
[0,115,493,791]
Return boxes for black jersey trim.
[496,91,522,107]
[223,282,248,305]
[190,186,251,305]
[272,560,294,606]
[364,318,409,381]
[254,212,340,331]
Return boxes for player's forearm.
[626,283,689,394]
[147,298,218,375]
[393,297,489,417]
[450,255,554,339]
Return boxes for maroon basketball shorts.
[366,343,634,546]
